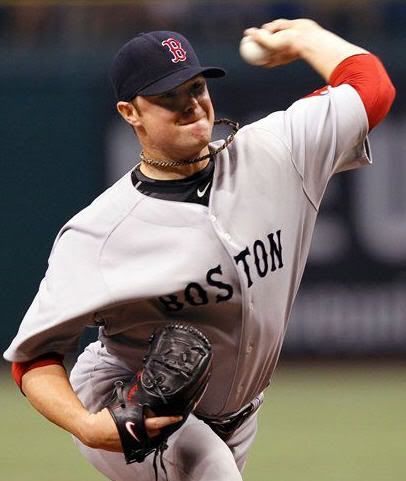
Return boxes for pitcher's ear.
[116,100,142,127]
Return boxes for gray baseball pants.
[70,341,260,481]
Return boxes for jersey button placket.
[209,212,233,243]
[246,300,253,355]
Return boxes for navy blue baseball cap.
[110,31,226,101]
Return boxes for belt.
[196,393,264,441]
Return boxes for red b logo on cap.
[162,38,187,63]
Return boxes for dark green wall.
[1,54,111,352]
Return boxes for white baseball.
[239,36,272,66]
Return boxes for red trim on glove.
[306,53,396,131]
[11,353,64,392]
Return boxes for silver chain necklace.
[139,118,239,168]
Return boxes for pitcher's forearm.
[295,24,368,82]
[20,363,180,452]
[21,364,89,441]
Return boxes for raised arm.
[244,18,367,80]
[244,18,395,131]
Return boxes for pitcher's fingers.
[247,28,278,51]
[145,415,183,431]
[262,19,292,33]
[243,27,259,37]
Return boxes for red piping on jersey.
[307,53,396,131]
[11,353,65,393]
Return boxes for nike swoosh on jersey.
[197,181,211,198]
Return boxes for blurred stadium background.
[1,1,405,480]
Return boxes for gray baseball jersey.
[4,84,370,419]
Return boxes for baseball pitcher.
[4,18,395,481]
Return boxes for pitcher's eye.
[191,81,205,95]
[160,90,176,99]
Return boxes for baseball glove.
[106,323,212,468]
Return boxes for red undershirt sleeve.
[11,353,65,393]
[307,53,396,131]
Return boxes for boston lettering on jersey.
[158,229,283,311]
